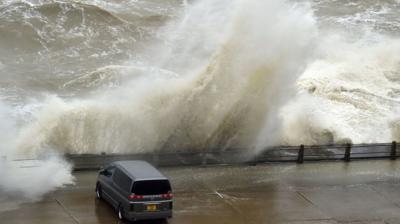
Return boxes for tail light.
[129,194,144,199]
[161,191,173,199]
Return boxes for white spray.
[281,33,400,145]
[0,101,74,207]
[13,0,317,155]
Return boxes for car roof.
[111,160,168,181]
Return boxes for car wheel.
[118,205,124,220]
[96,184,102,199]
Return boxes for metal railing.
[64,141,399,170]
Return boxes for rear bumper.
[125,210,172,221]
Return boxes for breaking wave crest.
[15,0,316,155]
[281,35,400,145]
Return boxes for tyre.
[95,184,102,199]
[118,205,124,220]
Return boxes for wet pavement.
[2,160,400,224]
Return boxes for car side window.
[103,166,115,177]
[113,168,132,193]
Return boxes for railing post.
[391,141,397,160]
[344,143,351,162]
[297,144,304,164]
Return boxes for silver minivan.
[95,160,173,221]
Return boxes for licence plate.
[146,204,157,211]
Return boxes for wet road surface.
[2,160,400,224]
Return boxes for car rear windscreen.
[132,180,171,195]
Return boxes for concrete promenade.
[2,160,400,223]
